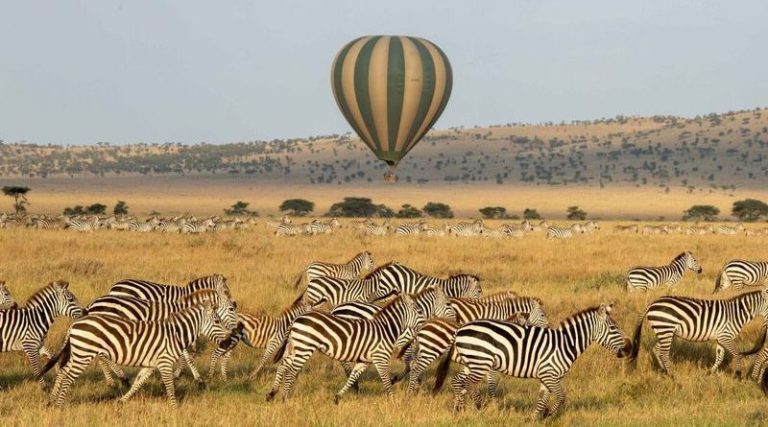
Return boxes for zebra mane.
[671,252,689,263]
[448,273,479,281]
[362,262,399,279]
[25,281,66,308]
[556,306,600,328]
[373,294,409,318]
[180,289,219,304]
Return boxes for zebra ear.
[55,280,69,289]
[400,293,415,307]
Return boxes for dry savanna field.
[1,221,767,426]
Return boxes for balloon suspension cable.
[384,164,398,184]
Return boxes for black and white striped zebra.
[207,299,312,380]
[629,290,768,376]
[364,220,390,236]
[292,251,375,288]
[41,300,236,407]
[265,293,425,403]
[448,220,484,237]
[298,264,397,308]
[275,223,307,237]
[626,251,702,292]
[107,274,231,302]
[398,294,549,392]
[85,289,239,387]
[372,262,483,300]
[0,280,18,309]
[0,281,84,388]
[715,223,745,235]
[65,217,100,232]
[714,260,768,293]
[395,220,426,236]
[434,304,631,419]
[546,224,584,239]
[580,220,600,234]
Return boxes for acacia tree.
[2,186,30,214]
[682,205,719,221]
[732,199,768,222]
[566,206,587,220]
[280,199,314,216]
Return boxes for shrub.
[279,199,314,216]
[732,199,768,222]
[224,201,258,216]
[396,204,423,218]
[523,208,542,220]
[566,206,587,220]
[423,202,454,219]
[682,205,719,221]
[113,200,129,216]
[479,206,507,219]
[327,197,394,218]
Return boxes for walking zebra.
[434,304,631,419]
[715,260,768,293]
[614,224,639,233]
[265,215,292,228]
[306,219,339,235]
[394,220,426,236]
[127,220,155,232]
[500,221,533,238]
[0,281,84,387]
[629,290,768,375]
[580,220,600,234]
[529,220,549,233]
[364,220,390,236]
[64,217,100,232]
[107,274,231,302]
[546,224,584,239]
[86,289,239,387]
[207,299,312,380]
[398,294,549,393]
[370,262,483,300]
[715,223,745,235]
[265,294,425,403]
[625,251,702,292]
[275,223,307,237]
[41,300,235,407]
[0,281,18,309]
[685,225,714,235]
[641,225,669,235]
[292,251,375,288]
[423,225,448,237]
[448,220,484,237]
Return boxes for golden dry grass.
[1,223,767,426]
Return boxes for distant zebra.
[500,221,533,237]
[395,221,426,236]
[685,225,714,235]
[448,220,484,237]
[629,290,768,375]
[207,300,312,380]
[0,281,84,387]
[714,260,768,293]
[41,300,235,407]
[641,225,669,235]
[0,280,18,309]
[293,251,375,288]
[371,262,482,300]
[107,274,231,302]
[127,220,155,232]
[715,223,745,235]
[265,294,425,403]
[614,224,639,233]
[423,225,448,237]
[265,215,292,228]
[364,221,390,236]
[434,304,631,419]
[306,218,340,235]
[275,223,306,237]
[626,251,702,292]
[65,217,99,232]
[580,220,600,234]
[529,220,549,233]
[745,228,768,237]
[546,224,583,239]
[180,220,214,234]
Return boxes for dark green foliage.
[279,199,314,216]
[63,203,106,216]
[396,204,423,218]
[422,202,454,219]
[2,186,30,214]
[327,197,394,218]
[479,206,507,219]
[225,201,257,216]
[732,199,768,222]
[523,208,542,220]
[113,200,129,216]
[566,206,587,220]
[682,205,720,221]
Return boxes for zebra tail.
[36,340,70,381]
[272,334,290,364]
[395,337,415,360]
[292,271,305,289]
[291,290,306,306]
[629,315,645,363]
[742,326,767,356]
[432,345,455,395]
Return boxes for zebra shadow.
[0,372,35,391]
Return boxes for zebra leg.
[487,371,500,399]
[22,341,45,389]
[279,350,312,400]
[180,350,205,389]
[99,356,130,388]
[371,353,395,396]
[406,351,434,393]
[718,338,747,377]
[538,377,565,419]
[341,362,360,393]
[750,347,768,381]
[334,363,368,404]
[711,343,726,374]
[118,368,154,403]
[50,356,92,407]
[653,334,675,376]
[251,333,284,380]
[391,344,414,385]
[158,359,179,408]
[207,346,229,380]
[450,368,471,412]
[534,383,551,419]
[219,351,232,381]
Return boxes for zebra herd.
[0,213,257,234]
[3,252,768,418]
[615,222,768,236]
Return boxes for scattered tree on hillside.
[479,206,507,219]
[422,202,454,219]
[566,206,587,220]
[327,197,394,218]
[225,201,257,216]
[113,200,129,217]
[682,205,720,221]
[2,186,30,214]
[63,203,106,216]
[523,208,542,220]
[396,204,423,218]
[732,199,768,222]
[279,199,314,216]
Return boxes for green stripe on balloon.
[386,36,405,156]
[353,36,382,152]
[402,37,437,155]
[331,38,371,152]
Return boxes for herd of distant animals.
[1,242,768,419]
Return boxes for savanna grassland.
[1,223,767,426]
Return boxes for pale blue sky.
[0,0,766,145]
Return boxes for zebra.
[364,220,390,236]
[546,224,584,239]
[685,225,714,235]
[448,219,484,237]
[265,293,425,403]
[293,251,375,288]
[275,223,307,237]
[306,219,337,235]
[64,217,99,232]
[41,300,236,407]
[297,264,399,308]
[265,215,292,228]
[107,274,231,302]
[207,299,312,380]
[127,220,155,232]
[371,262,483,300]
[500,221,533,238]
[0,281,84,388]
[614,224,639,233]
[641,225,669,235]
[629,289,768,376]
[625,251,702,292]
[715,223,745,235]
[398,295,550,393]
[0,280,18,309]
[180,220,214,234]
[85,289,239,387]
[529,220,549,233]
[434,304,631,419]
[714,260,768,293]
[394,221,426,236]
[423,225,447,237]
[580,220,600,234]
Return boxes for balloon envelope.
[331,35,452,173]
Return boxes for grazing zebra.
[625,251,702,292]
[364,220,390,236]
[500,221,533,238]
[546,224,583,239]
[370,262,482,300]
[529,220,549,233]
[107,274,231,302]
[306,218,340,235]
[0,281,18,309]
[448,220,484,237]
[180,220,214,234]
[127,220,155,232]
[685,225,714,235]
[298,264,399,308]
[614,224,639,233]
[65,217,99,232]
[41,300,235,407]
[641,225,669,235]
[275,223,307,237]
[265,215,292,228]
[394,221,426,236]
[434,304,631,419]
[292,251,375,288]
[715,260,768,293]
[715,223,745,235]
[629,290,768,375]
[580,220,600,234]
[0,281,84,387]
[86,289,239,387]
[423,224,448,237]
[207,299,312,380]
[398,295,549,392]
[265,294,425,403]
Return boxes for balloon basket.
[384,167,398,184]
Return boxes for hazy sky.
[1,1,766,145]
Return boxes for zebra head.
[360,251,375,273]
[184,289,239,330]
[428,286,454,320]
[0,281,18,310]
[683,251,702,274]
[448,274,482,298]
[35,281,84,319]
[756,289,768,327]
[592,304,632,358]
[526,299,549,327]
[400,293,425,335]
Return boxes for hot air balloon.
[331,36,453,183]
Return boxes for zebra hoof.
[196,380,208,391]
[265,391,276,402]
[333,395,341,405]
[120,377,131,388]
